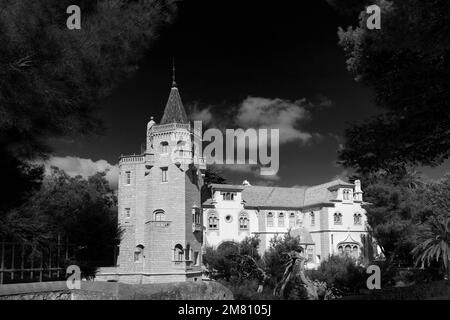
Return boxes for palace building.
[98,77,369,284]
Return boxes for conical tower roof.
[160,86,189,124]
[160,60,189,125]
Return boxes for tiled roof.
[242,186,306,208]
[160,87,189,124]
[203,179,354,209]
[303,179,350,206]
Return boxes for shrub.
[220,279,278,300]
[307,255,366,294]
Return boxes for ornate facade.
[99,79,368,283]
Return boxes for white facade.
[202,180,368,266]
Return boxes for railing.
[192,223,203,233]
[0,239,76,285]
[146,221,172,228]
[120,155,145,164]
[173,260,193,269]
[151,123,191,133]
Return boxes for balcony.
[192,223,202,233]
[173,260,194,270]
[146,220,171,228]
[119,155,145,164]
[145,153,155,168]
[150,123,191,134]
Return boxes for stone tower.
[116,74,206,284]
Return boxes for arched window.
[134,245,144,262]
[354,213,362,225]
[192,207,201,225]
[160,141,169,154]
[345,245,351,255]
[343,189,352,200]
[174,244,184,261]
[267,212,274,227]
[334,212,342,225]
[278,212,285,227]
[239,212,249,230]
[310,212,315,226]
[338,245,343,255]
[154,209,166,221]
[352,246,359,258]
[289,213,296,228]
[222,192,236,201]
[177,140,185,157]
[208,211,219,230]
[185,244,191,261]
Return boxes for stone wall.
[0,280,233,300]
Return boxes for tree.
[336,0,450,173]
[201,166,228,203]
[360,172,426,265]
[263,233,304,288]
[0,0,179,210]
[202,237,263,283]
[412,217,450,280]
[0,168,122,270]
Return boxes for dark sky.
[51,0,450,186]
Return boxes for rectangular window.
[125,171,131,185]
[194,252,199,266]
[267,215,274,227]
[161,168,168,182]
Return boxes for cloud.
[235,97,313,145]
[214,163,281,182]
[332,169,350,181]
[44,156,119,189]
[314,93,334,108]
[190,104,214,125]
[190,96,323,146]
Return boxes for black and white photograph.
[0,0,449,309]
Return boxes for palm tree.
[412,217,450,280]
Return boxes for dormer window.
[343,189,352,201]
[221,192,236,201]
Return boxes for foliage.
[201,166,228,203]
[0,167,122,272]
[307,255,366,294]
[218,279,278,300]
[348,280,450,300]
[263,233,304,287]
[337,0,450,173]
[361,172,450,272]
[412,217,450,278]
[0,0,179,211]
[203,236,263,283]
[361,172,424,264]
